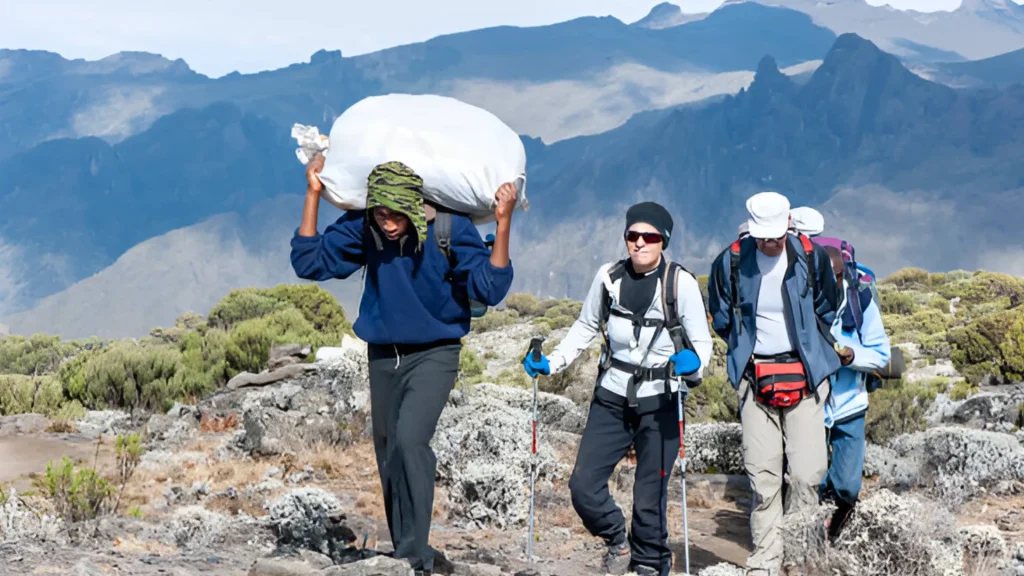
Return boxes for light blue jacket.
[708,234,842,392]
[825,279,891,427]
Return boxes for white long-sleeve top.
[547,259,714,399]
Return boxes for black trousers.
[568,387,680,575]
[368,340,460,572]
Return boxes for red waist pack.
[752,356,810,408]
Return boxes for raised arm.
[290,154,366,281]
[547,265,609,375]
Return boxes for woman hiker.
[521,202,713,576]
[291,155,518,576]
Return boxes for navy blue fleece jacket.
[290,210,514,346]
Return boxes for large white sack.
[316,93,528,224]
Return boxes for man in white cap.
[707,191,841,575]
[789,206,824,237]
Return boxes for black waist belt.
[609,357,672,408]
[371,339,462,358]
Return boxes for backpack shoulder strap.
[433,211,453,256]
[599,260,628,326]
[798,233,817,299]
[729,239,743,334]
[661,260,695,354]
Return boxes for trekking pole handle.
[528,337,544,363]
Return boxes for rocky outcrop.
[266,488,359,563]
[886,427,1024,504]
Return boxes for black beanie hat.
[625,201,674,244]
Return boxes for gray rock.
[227,363,317,391]
[887,426,1024,504]
[266,488,356,563]
[249,556,320,576]
[144,411,199,448]
[432,389,561,529]
[320,556,413,575]
[452,563,503,576]
[242,403,341,457]
[960,525,1008,568]
[168,506,233,549]
[0,413,50,436]
[76,409,132,436]
[269,344,314,370]
[951,393,1018,429]
[697,563,745,576]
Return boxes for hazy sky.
[1,0,1020,78]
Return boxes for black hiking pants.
[368,340,460,573]
[568,387,680,576]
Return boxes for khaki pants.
[739,377,829,575]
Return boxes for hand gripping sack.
[316,93,529,224]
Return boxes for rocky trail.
[0,333,1022,576]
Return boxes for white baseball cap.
[790,206,824,237]
[745,191,791,239]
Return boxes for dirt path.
[0,434,115,491]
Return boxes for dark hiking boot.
[827,499,856,542]
[628,562,661,576]
[602,538,630,575]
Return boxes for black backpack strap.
[598,260,628,375]
[729,240,743,335]
[662,260,695,355]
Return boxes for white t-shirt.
[754,245,794,355]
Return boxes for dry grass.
[199,412,239,434]
[44,420,77,434]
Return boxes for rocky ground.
[0,329,1022,576]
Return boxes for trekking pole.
[677,382,691,575]
[527,336,544,563]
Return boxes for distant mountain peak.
[632,2,706,29]
[310,49,342,65]
[91,51,194,76]
[957,0,1024,13]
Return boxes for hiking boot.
[628,562,660,576]
[827,499,856,542]
[602,538,630,575]
[414,571,431,576]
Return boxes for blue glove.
[522,352,551,378]
[670,349,701,377]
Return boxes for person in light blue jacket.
[819,245,891,542]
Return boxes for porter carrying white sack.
[315,93,528,224]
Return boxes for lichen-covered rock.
[431,389,561,529]
[0,488,64,542]
[887,427,1024,503]
[781,489,963,576]
[168,506,233,549]
[471,383,586,434]
[697,563,745,576]
[863,443,920,485]
[321,556,414,575]
[682,423,744,475]
[266,488,356,562]
[950,393,1020,431]
[144,409,200,448]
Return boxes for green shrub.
[38,456,113,524]
[66,342,182,413]
[948,380,980,401]
[225,308,329,375]
[0,334,78,376]
[470,309,520,333]
[459,347,486,382]
[532,315,575,331]
[928,296,949,312]
[865,378,945,446]
[687,373,738,424]
[1000,312,1024,381]
[880,291,917,315]
[882,268,931,290]
[504,293,544,318]
[207,289,286,329]
[0,374,69,417]
[947,308,1024,384]
[496,369,531,389]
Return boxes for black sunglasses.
[625,231,664,244]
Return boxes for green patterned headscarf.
[366,161,428,246]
